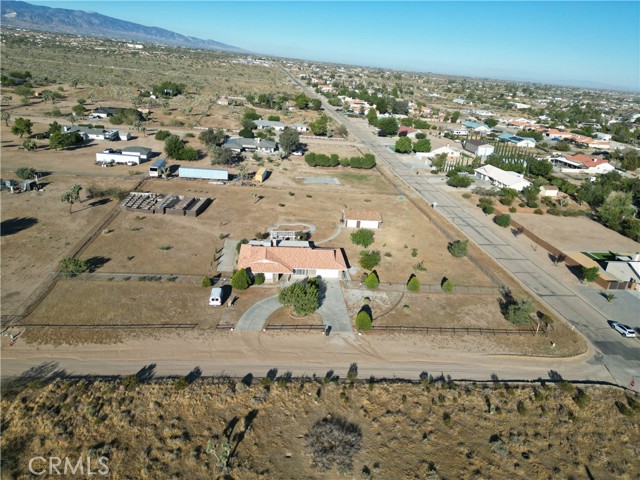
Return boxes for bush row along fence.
[344,281,500,295]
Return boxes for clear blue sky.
[27,1,640,91]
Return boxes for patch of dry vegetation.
[1,373,638,479]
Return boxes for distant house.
[224,137,278,154]
[553,154,615,174]
[418,145,462,162]
[498,134,536,148]
[474,164,532,191]
[237,244,349,282]
[254,120,286,132]
[449,127,468,136]
[398,125,418,138]
[464,139,495,160]
[65,125,119,141]
[544,128,573,140]
[462,121,491,134]
[91,107,118,118]
[342,210,383,229]
[291,123,309,132]
[596,132,612,142]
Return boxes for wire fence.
[369,325,535,335]
[265,324,325,331]
[17,323,197,329]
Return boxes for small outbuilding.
[539,185,559,197]
[149,158,167,177]
[178,167,229,181]
[253,167,268,183]
[342,210,383,229]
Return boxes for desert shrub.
[122,374,139,391]
[407,276,420,292]
[509,206,517,213]
[572,388,590,408]
[58,258,88,277]
[447,174,472,188]
[201,276,212,288]
[506,298,533,326]
[174,377,190,391]
[558,381,576,394]
[462,192,472,199]
[442,412,452,427]
[447,240,468,257]
[86,185,128,200]
[254,273,265,285]
[359,250,381,270]
[350,229,375,247]
[482,205,494,215]
[494,214,511,228]
[441,279,455,293]
[231,268,252,290]
[15,167,37,179]
[355,311,372,331]
[516,400,528,415]
[305,416,362,472]
[154,130,171,140]
[534,208,544,215]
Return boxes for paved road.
[280,65,640,391]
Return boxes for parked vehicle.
[208,287,223,306]
[611,322,636,337]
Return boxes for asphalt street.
[280,66,639,391]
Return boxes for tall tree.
[394,136,413,153]
[279,127,300,156]
[1,110,11,126]
[598,192,636,233]
[413,138,431,152]
[60,184,82,213]
[11,117,32,137]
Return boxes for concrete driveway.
[234,280,353,333]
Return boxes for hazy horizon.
[23,1,640,92]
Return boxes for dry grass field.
[1,377,638,479]
[19,280,276,345]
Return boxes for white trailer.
[149,158,167,177]
[96,152,142,166]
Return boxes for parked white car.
[611,322,636,337]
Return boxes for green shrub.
[482,205,495,215]
[509,206,517,213]
[447,240,468,257]
[573,388,590,409]
[278,278,320,316]
[350,229,375,247]
[58,258,88,277]
[534,208,544,215]
[231,268,252,290]
[201,276,212,288]
[494,214,511,228]
[441,279,455,293]
[15,166,37,179]
[355,310,372,331]
[359,250,381,270]
[364,272,379,289]
[254,273,265,285]
[154,130,171,140]
[407,276,420,292]
[517,400,528,415]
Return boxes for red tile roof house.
[237,244,349,282]
[398,126,419,138]
[557,154,616,174]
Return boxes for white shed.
[342,210,383,229]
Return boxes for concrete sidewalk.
[217,239,239,273]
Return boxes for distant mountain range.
[1,1,246,53]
